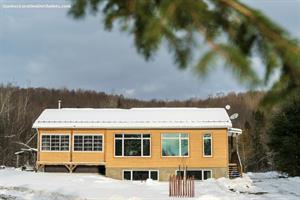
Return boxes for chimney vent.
[58,100,62,109]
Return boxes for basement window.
[176,170,212,180]
[123,170,159,181]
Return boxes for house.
[32,107,242,181]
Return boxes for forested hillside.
[0,84,270,172]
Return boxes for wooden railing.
[228,163,241,178]
[169,175,195,197]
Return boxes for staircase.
[228,163,241,178]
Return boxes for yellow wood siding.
[105,129,228,168]
[39,152,70,162]
[37,128,228,168]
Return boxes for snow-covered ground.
[0,168,299,200]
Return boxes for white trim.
[122,169,159,181]
[72,133,104,153]
[40,133,70,152]
[113,133,151,157]
[175,169,213,180]
[161,133,190,157]
[203,133,213,157]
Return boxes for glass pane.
[162,133,179,138]
[150,171,158,180]
[74,135,83,151]
[204,170,212,180]
[143,139,150,156]
[123,171,131,180]
[124,139,141,156]
[132,171,149,181]
[180,133,189,138]
[143,134,150,138]
[187,171,202,180]
[181,139,189,156]
[204,138,212,156]
[176,171,184,178]
[84,136,93,151]
[60,135,69,151]
[41,135,50,150]
[162,139,179,156]
[124,134,141,138]
[115,139,122,156]
[50,135,60,151]
[93,135,102,151]
[115,134,123,138]
[204,133,211,138]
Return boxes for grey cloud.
[0,0,299,100]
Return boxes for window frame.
[203,133,213,157]
[122,169,159,181]
[40,133,70,152]
[73,134,104,152]
[161,133,189,157]
[114,134,151,157]
[175,169,212,181]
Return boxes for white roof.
[32,108,232,129]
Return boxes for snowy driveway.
[0,169,299,200]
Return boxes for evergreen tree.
[69,0,300,106]
[268,96,300,176]
[248,111,268,171]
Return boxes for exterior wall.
[38,130,71,163]
[37,128,229,179]
[37,129,105,164]
[105,129,228,169]
[72,129,105,163]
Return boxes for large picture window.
[74,135,103,152]
[203,133,212,157]
[114,134,150,157]
[162,133,189,157]
[41,134,69,151]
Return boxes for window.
[123,170,159,181]
[187,171,202,180]
[203,170,212,180]
[123,171,131,180]
[41,135,69,151]
[162,133,189,157]
[203,133,212,157]
[176,170,212,180]
[74,135,103,152]
[114,134,150,157]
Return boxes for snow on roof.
[32,107,232,129]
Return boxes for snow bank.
[1,168,299,200]
[217,174,258,193]
[247,171,286,179]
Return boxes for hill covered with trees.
[0,84,269,172]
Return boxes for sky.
[0,0,299,100]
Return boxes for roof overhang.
[228,128,243,136]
